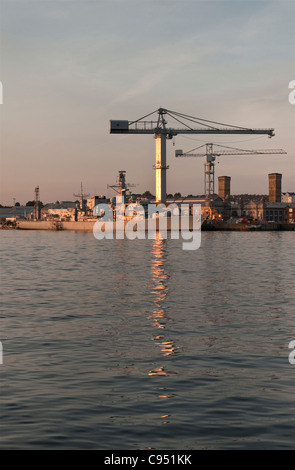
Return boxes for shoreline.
[4,219,294,232]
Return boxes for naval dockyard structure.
[1,171,294,231]
[1,108,294,231]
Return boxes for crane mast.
[175,143,287,199]
[110,108,275,203]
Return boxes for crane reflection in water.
[148,235,180,377]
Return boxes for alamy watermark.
[289,340,295,365]
[289,80,295,104]
[93,199,201,251]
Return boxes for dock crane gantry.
[175,143,287,200]
[110,107,275,203]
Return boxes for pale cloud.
[108,36,219,105]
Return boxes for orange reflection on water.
[149,237,181,370]
[158,340,177,356]
[148,367,168,376]
[153,335,178,356]
[150,237,169,331]
[150,311,165,330]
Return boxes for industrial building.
[163,172,295,225]
[0,206,34,226]
[223,173,294,224]
[282,192,295,203]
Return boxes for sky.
[0,0,294,205]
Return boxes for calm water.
[0,230,294,449]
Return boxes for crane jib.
[110,121,274,137]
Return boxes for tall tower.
[268,173,282,202]
[33,185,41,220]
[154,134,169,204]
[218,176,231,202]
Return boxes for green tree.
[26,200,43,207]
[142,190,154,199]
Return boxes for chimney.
[268,173,282,203]
[218,176,231,202]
